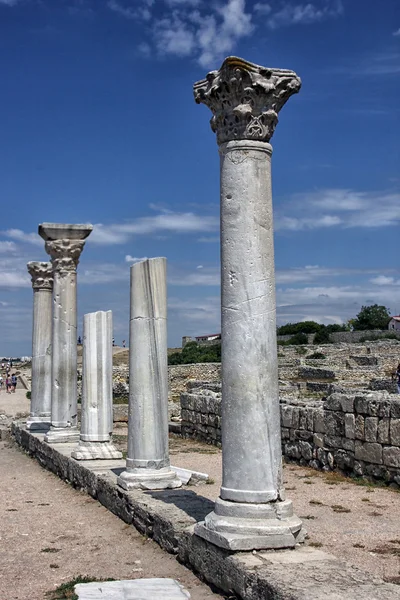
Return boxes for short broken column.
[117,258,181,490]
[193,57,304,550]
[39,223,93,444]
[72,310,122,460]
[26,262,53,431]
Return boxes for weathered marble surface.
[118,258,181,490]
[194,57,303,550]
[39,222,92,444]
[75,578,190,599]
[26,262,53,431]
[72,310,121,461]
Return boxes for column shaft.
[51,268,78,429]
[117,258,181,490]
[26,262,53,431]
[72,310,122,460]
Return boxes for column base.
[194,497,305,551]
[117,467,182,491]
[71,441,123,461]
[26,416,51,432]
[44,426,80,444]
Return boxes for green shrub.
[308,352,326,359]
[313,327,331,344]
[168,342,221,365]
[286,332,308,345]
[26,391,31,400]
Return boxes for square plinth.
[39,223,93,241]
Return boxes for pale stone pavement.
[0,439,224,600]
[0,387,29,419]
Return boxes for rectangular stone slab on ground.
[75,578,190,599]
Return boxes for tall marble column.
[72,310,122,460]
[117,258,181,490]
[39,223,93,444]
[193,57,304,550]
[26,262,53,431]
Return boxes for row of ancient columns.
[26,56,304,551]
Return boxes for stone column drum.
[72,310,122,460]
[193,57,304,550]
[117,258,181,490]
[26,262,53,431]
[39,223,93,444]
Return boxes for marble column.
[193,57,304,550]
[117,258,181,490]
[39,223,93,444]
[26,262,53,431]
[72,310,122,460]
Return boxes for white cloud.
[370,275,400,286]
[254,3,272,15]
[275,189,400,231]
[125,255,148,263]
[267,0,343,29]
[0,241,18,254]
[154,12,196,57]
[393,28,400,37]
[169,266,220,286]
[2,228,43,246]
[107,0,152,21]
[90,210,219,245]
[0,0,23,5]
[197,236,219,243]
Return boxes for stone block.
[306,407,314,431]
[291,407,300,429]
[325,412,344,437]
[344,413,355,440]
[324,394,342,411]
[299,441,313,461]
[390,419,400,447]
[281,427,290,440]
[334,449,354,471]
[355,415,364,440]
[314,408,325,433]
[280,405,293,428]
[377,418,390,444]
[354,441,383,464]
[364,417,378,443]
[313,433,324,448]
[324,435,343,449]
[390,400,400,418]
[354,395,369,414]
[294,430,313,442]
[299,409,307,430]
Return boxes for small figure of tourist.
[0,375,3,391]
[78,336,82,345]
[122,340,126,348]
[5,376,11,394]
[11,373,17,393]
[112,337,115,347]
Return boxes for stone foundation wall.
[181,386,400,485]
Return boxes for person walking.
[5,376,11,394]
[0,375,3,392]
[11,373,17,393]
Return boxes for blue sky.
[0,0,399,356]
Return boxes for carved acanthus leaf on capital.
[27,262,53,290]
[45,239,86,272]
[193,56,301,145]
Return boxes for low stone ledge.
[11,422,399,600]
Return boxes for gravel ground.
[115,425,400,586]
[0,439,224,600]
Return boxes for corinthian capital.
[27,261,53,290]
[45,239,86,272]
[194,56,301,145]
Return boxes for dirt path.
[0,440,224,600]
[0,388,29,419]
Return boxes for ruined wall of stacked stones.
[181,387,400,485]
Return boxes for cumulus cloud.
[393,27,400,37]
[125,255,148,263]
[267,0,343,29]
[2,229,43,246]
[275,188,400,231]
[90,210,219,245]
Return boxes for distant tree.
[277,321,321,335]
[168,342,221,365]
[352,305,391,331]
[285,332,308,345]
[325,324,347,333]
[313,326,331,344]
